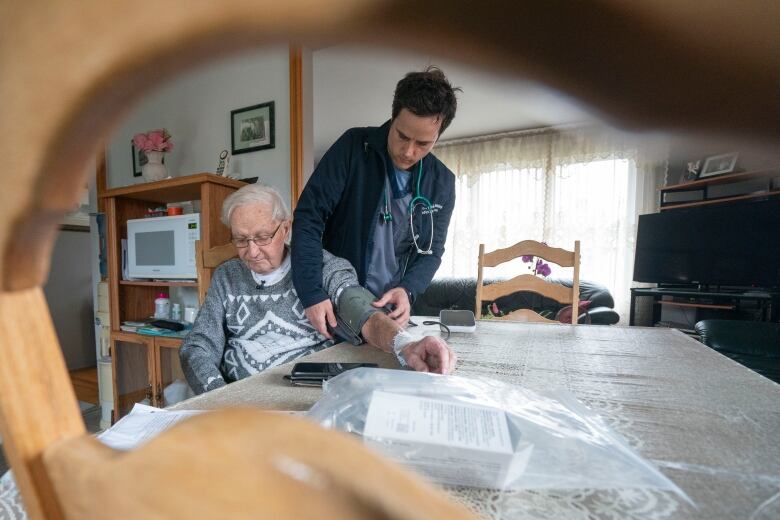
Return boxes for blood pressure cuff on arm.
[333,285,384,345]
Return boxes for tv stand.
[629,287,779,327]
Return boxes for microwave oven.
[126,214,200,279]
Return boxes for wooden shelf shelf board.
[661,167,780,192]
[120,280,198,287]
[660,189,780,210]
[100,173,245,204]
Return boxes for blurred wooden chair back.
[476,240,581,324]
[196,240,238,305]
[2,0,779,517]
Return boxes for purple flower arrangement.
[521,246,552,277]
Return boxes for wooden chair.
[2,0,778,518]
[476,241,581,324]
[195,240,238,305]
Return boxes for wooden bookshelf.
[659,167,779,210]
[105,174,241,420]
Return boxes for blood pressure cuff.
[332,285,384,345]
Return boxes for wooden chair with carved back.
[195,240,238,305]
[475,240,581,324]
[2,0,779,518]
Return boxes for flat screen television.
[633,199,780,288]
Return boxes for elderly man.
[180,183,456,395]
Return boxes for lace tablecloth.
[171,321,780,519]
[3,322,779,518]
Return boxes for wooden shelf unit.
[659,167,779,210]
[103,173,242,420]
[629,287,780,327]
[119,280,199,287]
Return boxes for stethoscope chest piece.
[381,160,435,255]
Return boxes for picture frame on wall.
[699,152,739,179]
[231,101,275,155]
[131,143,147,177]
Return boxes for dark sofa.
[695,319,780,384]
[412,276,620,325]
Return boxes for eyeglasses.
[231,222,284,248]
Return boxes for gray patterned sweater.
[180,250,357,394]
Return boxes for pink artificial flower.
[132,133,148,150]
[132,129,173,152]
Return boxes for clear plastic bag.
[307,368,688,499]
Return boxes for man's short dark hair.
[392,66,461,136]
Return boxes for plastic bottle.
[154,293,170,319]
[171,303,181,321]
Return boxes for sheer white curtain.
[434,126,665,322]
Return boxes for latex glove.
[304,299,337,339]
[372,287,410,327]
[400,336,457,375]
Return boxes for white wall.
[45,230,96,370]
[312,45,592,162]
[107,46,291,201]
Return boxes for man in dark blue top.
[291,66,461,338]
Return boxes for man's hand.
[372,287,410,327]
[304,299,337,339]
[400,336,457,375]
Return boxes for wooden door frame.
[289,45,305,210]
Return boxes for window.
[434,127,663,322]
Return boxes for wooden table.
[172,321,780,519]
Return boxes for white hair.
[221,182,290,227]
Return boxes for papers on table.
[97,404,204,451]
[97,404,303,451]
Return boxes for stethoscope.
[381,160,434,255]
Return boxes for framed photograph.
[699,152,739,178]
[679,159,702,183]
[231,101,275,155]
[131,143,147,177]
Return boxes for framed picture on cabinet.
[699,152,739,178]
[231,101,275,155]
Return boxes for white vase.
[141,151,168,182]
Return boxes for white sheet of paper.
[364,391,513,453]
[97,404,302,451]
[97,404,204,451]
[362,391,529,488]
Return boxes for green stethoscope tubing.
[382,160,434,255]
